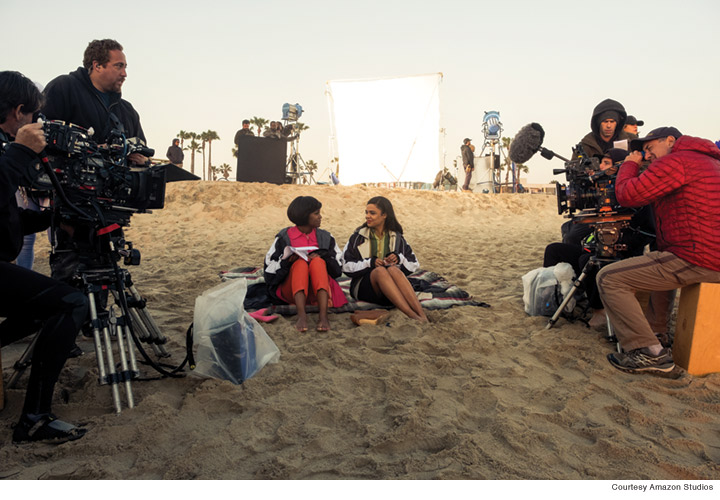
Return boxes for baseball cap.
[630,127,682,151]
[463,138,472,143]
[603,148,629,164]
[626,115,644,126]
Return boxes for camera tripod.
[545,215,635,353]
[7,263,170,414]
[545,255,618,346]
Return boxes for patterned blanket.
[220,267,490,315]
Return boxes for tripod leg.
[546,270,586,330]
[101,316,123,414]
[88,291,122,414]
[136,308,169,357]
[128,286,169,357]
[123,323,139,380]
[127,307,164,357]
[604,314,621,352]
[111,312,135,410]
[6,332,40,389]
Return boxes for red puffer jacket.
[616,136,720,272]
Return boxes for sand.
[1,181,719,480]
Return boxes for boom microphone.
[509,122,570,164]
[509,123,545,164]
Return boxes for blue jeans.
[16,233,36,269]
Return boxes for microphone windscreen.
[509,123,545,164]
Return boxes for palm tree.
[209,164,220,181]
[502,137,513,190]
[502,136,529,192]
[295,122,309,133]
[306,160,318,173]
[516,163,529,185]
[250,116,268,137]
[177,130,192,149]
[232,146,238,158]
[219,163,231,180]
[204,130,220,180]
[184,132,203,176]
[199,131,209,180]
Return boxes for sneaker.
[607,347,679,377]
[655,332,672,349]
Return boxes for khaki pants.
[597,251,720,351]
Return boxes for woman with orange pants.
[264,196,347,332]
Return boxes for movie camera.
[509,123,637,260]
[30,116,166,228]
[3,118,193,413]
[553,143,638,260]
[553,143,622,214]
[509,123,655,332]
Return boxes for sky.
[4,0,719,185]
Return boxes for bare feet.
[295,315,308,332]
[316,317,331,332]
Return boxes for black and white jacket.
[341,227,419,298]
[263,227,344,300]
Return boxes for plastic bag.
[521,263,576,317]
[193,278,280,384]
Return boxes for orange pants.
[280,257,331,305]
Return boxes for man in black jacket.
[42,39,148,165]
[42,39,148,280]
[460,138,475,191]
[0,71,88,443]
[579,99,633,159]
[166,138,184,167]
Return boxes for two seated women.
[263,195,427,332]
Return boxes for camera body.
[554,143,634,260]
[34,118,166,227]
[553,143,620,216]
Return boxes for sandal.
[248,308,279,323]
[13,413,87,444]
[351,310,390,326]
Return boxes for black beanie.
[597,111,620,124]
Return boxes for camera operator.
[597,127,720,376]
[559,99,633,244]
[42,39,147,165]
[42,39,148,282]
[561,148,631,246]
[545,148,655,327]
[579,99,633,159]
[0,71,88,443]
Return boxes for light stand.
[284,130,314,185]
[477,111,509,193]
[281,102,315,185]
